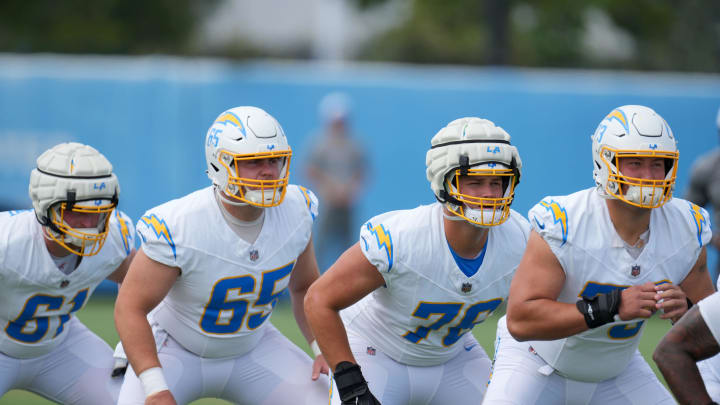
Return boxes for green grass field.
[0,296,674,405]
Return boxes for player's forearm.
[289,287,315,344]
[507,299,587,341]
[654,345,713,404]
[304,292,355,369]
[114,305,161,374]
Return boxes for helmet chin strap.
[443,205,492,228]
[215,186,251,206]
[443,210,466,222]
[624,185,665,206]
[464,207,500,228]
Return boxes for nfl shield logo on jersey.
[630,265,641,277]
[60,280,70,288]
[249,249,259,262]
[461,282,472,293]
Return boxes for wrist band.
[138,367,169,398]
[310,339,322,358]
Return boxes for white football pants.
[0,317,121,404]
[483,316,674,405]
[329,329,492,405]
[118,323,329,405]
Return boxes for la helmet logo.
[461,282,472,293]
[249,249,259,262]
[631,265,641,277]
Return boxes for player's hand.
[334,361,381,405]
[145,390,176,405]
[654,283,688,322]
[312,354,330,380]
[618,282,657,320]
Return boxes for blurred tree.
[1,0,717,72]
[0,0,218,54]
[356,0,489,65]
[354,0,720,72]
[600,0,720,72]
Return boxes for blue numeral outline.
[199,262,295,334]
[5,289,89,343]
[403,298,503,346]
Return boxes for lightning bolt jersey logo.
[298,185,316,221]
[115,210,133,255]
[539,199,569,245]
[689,202,707,246]
[140,214,177,259]
[366,222,394,271]
[215,112,246,136]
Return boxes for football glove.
[333,361,381,405]
[112,357,128,377]
[576,289,621,329]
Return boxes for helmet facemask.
[45,198,117,256]
[598,146,678,209]
[217,149,292,207]
[444,163,518,227]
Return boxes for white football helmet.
[426,117,522,227]
[205,106,292,207]
[29,142,119,256]
[592,105,678,208]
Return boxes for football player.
[654,291,720,404]
[484,105,715,404]
[304,117,529,404]
[0,142,135,404]
[114,106,329,404]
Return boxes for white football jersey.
[136,185,318,358]
[0,209,134,359]
[528,188,711,382]
[342,203,530,366]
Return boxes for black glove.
[111,357,128,377]
[333,361,381,405]
[576,289,622,329]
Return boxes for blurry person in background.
[306,92,368,272]
[686,106,720,283]
[305,117,528,404]
[114,106,329,405]
[0,142,135,404]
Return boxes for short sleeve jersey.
[136,185,318,358]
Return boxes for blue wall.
[2,55,719,284]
